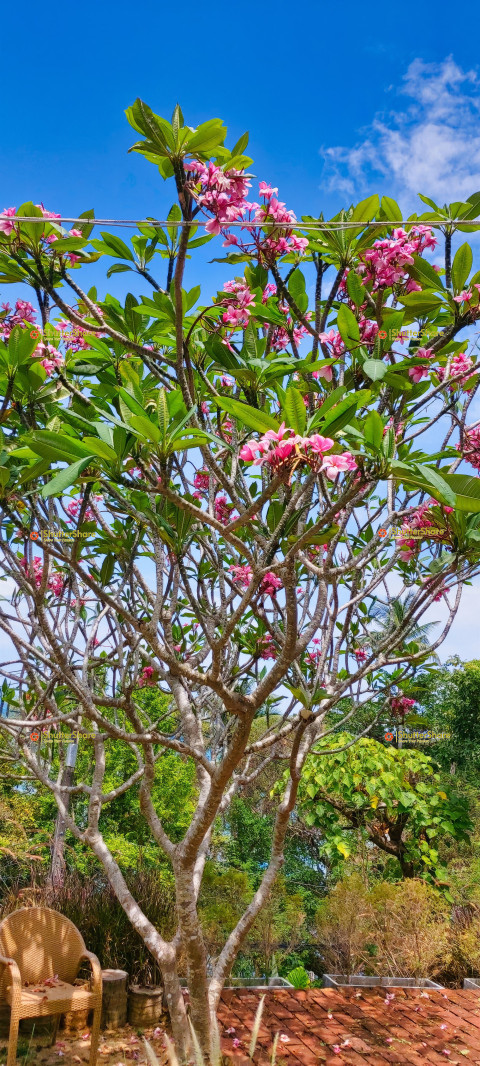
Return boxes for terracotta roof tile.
[218,988,480,1065]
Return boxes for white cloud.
[321,57,480,206]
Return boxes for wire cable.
[1,216,479,231]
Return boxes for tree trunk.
[162,961,191,1064]
[46,739,78,895]
[174,864,211,1059]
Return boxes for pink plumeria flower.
[312,364,333,381]
[226,1027,236,1035]
[259,181,278,197]
[332,1047,341,1055]
[232,1038,242,1049]
[453,290,472,303]
[279,1034,290,1042]
[0,207,16,235]
[409,364,430,383]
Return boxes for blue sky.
[3,0,480,661]
[4,0,480,223]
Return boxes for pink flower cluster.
[269,304,313,352]
[397,499,453,561]
[354,647,367,662]
[138,666,156,688]
[458,426,480,471]
[243,186,309,261]
[0,207,17,235]
[453,286,480,304]
[221,279,256,329]
[257,633,276,659]
[313,329,346,381]
[390,693,416,718]
[34,342,64,377]
[437,352,476,389]
[193,469,210,492]
[408,347,435,383]
[229,564,282,598]
[359,317,379,345]
[239,423,357,481]
[305,638,322,667]
[186,163,308,262]
[66,499,95,522]
[0,299,36,339]
[20,556,64,596]
[359,226,437,291]
[214,495,236,524]
[184,160,252,234]
[57,320,102,353]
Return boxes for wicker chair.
[0,906,102,1066]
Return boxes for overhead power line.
[1,216,479,231]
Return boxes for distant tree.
[293,734,471,881]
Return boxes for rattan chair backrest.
[0,907,86,993]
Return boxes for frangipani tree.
[1,101,480,1058]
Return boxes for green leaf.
[363,359,387,381]
[91,233,135,261]
[130,415,161,444]
[350,194,380,225]
[19,458,51,484]
[337,304,360,347]
[230,132,249,157]
[125,99,175,154]
[346,271,366,308]
[30,431,94,462]
[451,242,473,293]
[106,263,133,278]
[380,196,402,222]
[75,208,96,240]
[399,292,443,313]
[409,254,444,292]
[7,325,39,367]
[82,437,118,463]
[213,396,280,434]
[117,388,147,418]
[100,553,115,585]
[390,461,457,508]
[319,398,360,436]
[439,473,480,514]
[41,456,94,497]
[283,385,307,435]
[288,269,307,305]
[413,464,457,508]
[157,388,169,443]
[364,411,384,450]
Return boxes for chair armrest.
[0,954,22,1002]
[78,950,102,996]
